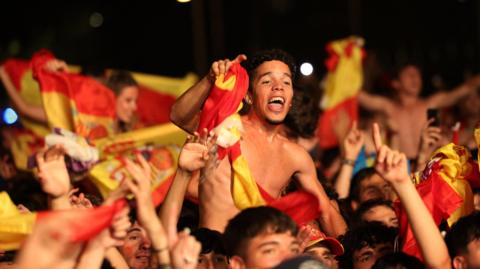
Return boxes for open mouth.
[267,96,285,112]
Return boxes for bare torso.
[388,99,428,159]
[199,116,303,231]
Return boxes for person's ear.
[453,255,467,269]
[229,255,247,269]
[245,93,253,105]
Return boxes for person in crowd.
[353,199,399,228]
[445,212,480,269]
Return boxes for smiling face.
[116,85,139,124]
[119,222,152,269]
[249,60,293,125]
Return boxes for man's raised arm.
[357,90,394,115]
[427,74,480,108]
[170,54,247,133]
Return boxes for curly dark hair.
[284,85,320,138]
[241,49,297,88]
[445,212,480,259]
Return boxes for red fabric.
[151,174,175,206]
[37,199,127,242]
[316,97,358,148]
[258,185,320,226]
[32,50,116,119]
[2,59,30,90]
[136,85,176,126]
[324,44,339,72]
[395,162,463,261]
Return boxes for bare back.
[198,116,303,231]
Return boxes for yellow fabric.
[0,192,36,250]
[41,91,75,131]
[231,155,266,209]
[89,124,186,198]
[132,72,198,98]
[431,143,475,226]
[321,36,364,109]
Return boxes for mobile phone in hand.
[427,108,439,127]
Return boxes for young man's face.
[197,252,229,269]
[352,242,393,269]
[232,230,300,269]
[358,174,395,203]
[305,244,339,269]
[118,222,152,269]
[116,85,139,124]
[361,205,399,228]
[250,60,293,125]
[394,65,422,96]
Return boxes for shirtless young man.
[358,63,480,159]
[170,49,346,235]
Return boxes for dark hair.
[445,212,480,259]
[223,206,298,258]
[105,70,138,96]
[339,222,397,269]
[392,61,422,80]
[354,199,395,226]
[192,228,227,256]
[241,49,297,90]
[284,85,320,139]
[372,252,425,269]
[349,167,377,202]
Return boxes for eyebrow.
[257,241,280,249]
[127,227,142,233]
[257,72,292,79]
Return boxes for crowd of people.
[0,43,480,269]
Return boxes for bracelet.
[342,158,356,166]
[157,264,172,269]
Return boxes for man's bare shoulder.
[281,136,312,161]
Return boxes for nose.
[140,236,152,250]
[272,79,284,91]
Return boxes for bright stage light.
[3,108,18,125]
[300,62,313,76]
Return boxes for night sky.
[0,0,479,91]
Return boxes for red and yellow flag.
[197,63,319,225]
[316,36,365,148]
[397,143,477,260]
[0,191,127,250]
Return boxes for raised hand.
[208,54,247,83]
[343,121,364,161]
[123,153,155,219]
[178,129,217,173]
[97,206,131,248]
[171,229,201,269]
[372,123,410,185]
[69,189,94,209]
[36,145,71,198]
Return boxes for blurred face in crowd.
[357,174,396,203]
[230,230,300,269]
[453,239,480,269]
[353,243,393,269]
[305,243,339,269]
[119,222,152,269]
[250,60,294,125]
[116,85,138,124]
[361,205,399,228]
[393,65,422,97]
[197,252,229,269]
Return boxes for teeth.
[269,97,284,104]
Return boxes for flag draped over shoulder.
[2,59,49,169]
[0,191,126,250]
[397,143,478,260]
[316,36,365,149]
[196,63,319,225]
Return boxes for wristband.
[342,159,356,166]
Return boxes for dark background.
[0,0,479,92]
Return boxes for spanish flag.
[197,63,319,225]
[32,50,117,140]
[316,36,365,149]
[0,192,127,250]
[1,59,49,169]
[397,143,477,260]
